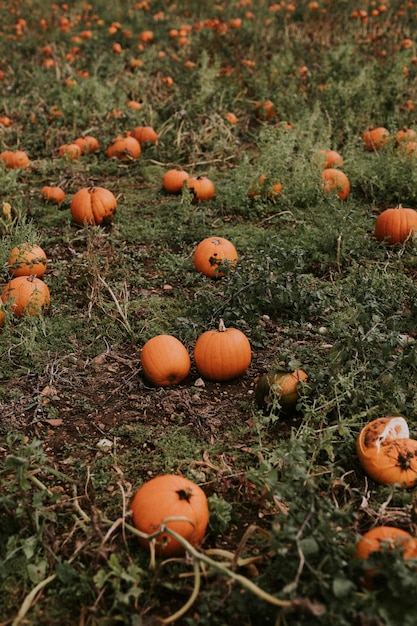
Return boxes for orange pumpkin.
[130,474,209,557]
[255,368,308,412]
[356,416,417,488]
[1,275,50,317]
[362,127,390,151]
[74,136,100,154]
[106,136,141,160]
[58,143,81,160]
[315,149,344,169]
[193,236,238,279]
[131,125,158,145]
[8,243,47,278]
[41,186,65,204]
[248,174,283,199]
[194,319,251,382]
[140,335,191,386]
[0,149,30,169]
[321,168,350,199]
[187,176,215,202]
[395,128,417,145]
[162,168,190,194]
[354,526,417,589]
[70,186,117,226]
[374,206,417,244]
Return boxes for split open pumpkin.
[356,416,417,488]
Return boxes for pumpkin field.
[4,0,417,624]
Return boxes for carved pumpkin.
[106,136,141,160]
[0,149,30,169]
[194,318,251,382]
[255,368,308,413]
[8,243,47,278]
[70,186,117,226]
[163,168,190,194]
[356,416,417,488]
[354,526,417,589]
[374,206,417,244]
[187,176,215,202]
[41,186,65,204]
[193,236,238,279]
[321,168,350,199]
[130,474,209,557]
[1,275,50,317]
[362,127,390,151]
[140,335,191,386]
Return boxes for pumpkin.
[395,128,417,145]
[74,135,100,154]
[356,416,417,488]
[131,125,158,145]
[374,206,417,244]
[0,149,30,169]
[140,335,191,386]
[321,168,350,199]
[1,275,50,317]
[193,236,238,279]
[70,186,117,226]
[315,149,344,169]
[130,474,209,557]
[187,176,215,202]
[41,186,65,204]
[162,168,190,194]
[8,243,47,277]
[248,174,282,199]
[362,127,390,151]
[194,318,251,382]
[106,136,141,160]
[354,526,417,589]
[255,368,308,413]
[59,143,81,160]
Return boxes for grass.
[3,1,417,625]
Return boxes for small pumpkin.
[8,243,47,278]
[395,128,417,145]
[248,174,283,199]
[106,136,141,160]
[356,416,417,488]
[70,186,117,226]
[140,335,191,386]
[194,318,251,382]
[374,205,417,244]
[59,143,81,160]
[131,125,158,145]
[41,186,65,204]
[74,135,100,154]
[187,176,215,202]
[130,474,209,557]
[1,275,50,317]
[315,149,344,169]
[354,526,417,589]
[193,236,238,279]
[321,168,350,199]
[362,127,390,151]
[0,149,30,169]
[255,368,308,413]
[163,168,190,194]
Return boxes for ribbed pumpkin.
[70,186,117,226]
[130,474,209,557]
[1,275,50,317]
[356,416,417,488]
[131,125,158,145]
[193,236,238,279]
[194,319,251,382]
[140,335,191,386]
[8,243,47,278]
[106,136,141,160]
[74,135,100,154]
[0,150,30,169]
[374,206,417,244]
[255,368,308,413]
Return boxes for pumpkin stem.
[218,318,227,332]
[176,488,192,502]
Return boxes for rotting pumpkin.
[130,474,209,557]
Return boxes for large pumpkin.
[1,275,50,317]
[70,186,117,226]
[356,416,417,488]
[8,243,47,278]
[374,206,417,244]
[354,525,417,589]
[140,335,191,386]
[194,319,251,382]
[255,368,308,413]
[193,236,238,279]
[130,474,209,557]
